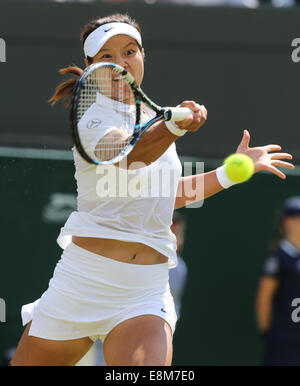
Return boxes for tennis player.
[11,14,294,366]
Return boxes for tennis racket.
[70,62,192,165]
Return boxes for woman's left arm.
[175,130,295,210]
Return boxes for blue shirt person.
[169,212,188,319]
[256,196,300,366]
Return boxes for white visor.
[83,22,142,58]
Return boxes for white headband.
[83,22,142,58]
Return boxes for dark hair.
[49,14,142,107]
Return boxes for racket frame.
[70,62,178,165]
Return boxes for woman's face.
[86,34,145,86]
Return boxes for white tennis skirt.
[21,242,177,342]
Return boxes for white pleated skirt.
[21,242,177,342]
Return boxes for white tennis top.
[57,93,182,268]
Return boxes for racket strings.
[78,67,137,162]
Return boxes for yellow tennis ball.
[224,153,255,183]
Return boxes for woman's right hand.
[176,100,207,132]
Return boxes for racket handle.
[164,107,193,122]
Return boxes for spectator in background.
[1,348,16,366]
[255,196,300,366]
[169,212,188,320]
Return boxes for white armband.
[165,121,187,137]
[216,165,237,189]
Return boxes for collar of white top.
[96,92,135,115]
[83,22,142,58]
[280,239,300,258]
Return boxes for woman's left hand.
[235,130,295,179]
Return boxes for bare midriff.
[72,236,168,265]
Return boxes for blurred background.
[1,0,300,366]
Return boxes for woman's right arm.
[255,276,279,333]
[126,119,188,167]
[97,101,207,169]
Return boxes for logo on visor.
[87,119,102,129]
[104,28,113,33]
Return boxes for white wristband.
[165,121,187,137]
[216,165,237,189]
